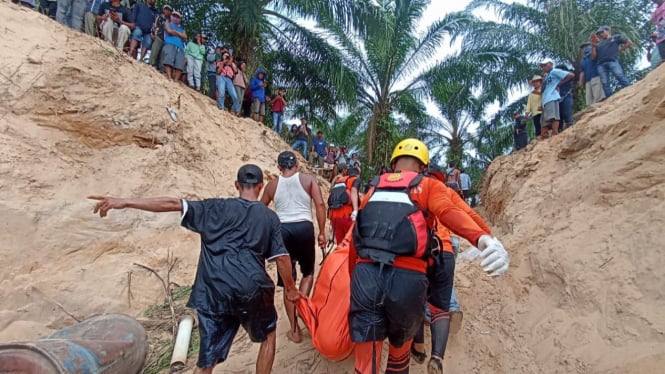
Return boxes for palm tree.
[460,0,652,97]
[165,0,375,119]
[317,0,474,167]
[422,50,532,166]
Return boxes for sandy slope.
[1,2,665,373]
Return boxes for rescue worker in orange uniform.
[348,139,509,374]
[410,164,493,373]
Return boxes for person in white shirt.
[260,151,327,343]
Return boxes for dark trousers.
[207,73,217,100]
[515,132,528,150]
[559,94,573,132]
[533,114,541,138]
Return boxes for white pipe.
[170,314,194,371]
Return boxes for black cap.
[277,151,297,169]
[348,167,360,176]
[237,164,263,184]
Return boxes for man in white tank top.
[261,151,327,343]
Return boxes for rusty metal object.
[0,313,148,373]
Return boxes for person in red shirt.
[349,138,509,374]
[271,87,287,134]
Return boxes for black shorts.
[427,251,455,310]
[277,221,315,286]
[196,287,277,369]
[349,262,428,347]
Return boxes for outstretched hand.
[88,195,127,217]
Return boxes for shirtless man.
[261,151,327,342]
[445,162,462,195]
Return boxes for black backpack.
[328,176,354,209]
[353,171,435,264]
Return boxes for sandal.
[410,345,427,364]
[428,357,443,374]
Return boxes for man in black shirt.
[88,164,300,374]
[591,25,632,97]
[513,112,528,151]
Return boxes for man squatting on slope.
[88,164,300,374]
[261,151,327,343]
[349,138,509,374]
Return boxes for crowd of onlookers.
[15,0,289,126]
[513,1,665,152]
[513,24,635,151]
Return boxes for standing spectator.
[128,0,157,60]
[539,59,574,137]
[216,53,241,115]
[591,25,632,97]
[271,87,288,135]
[525,75,543,140]
[185,32,206,91]
[647,36,662,68]
[148,4,171,70]
[459,169,472,202]
[445,162,462,194]
[57,0,86,31]
[249,69,268,123]
[242,87,253,117]
[350,153,361,173]
[291,118,311,161]
[206,45,222,100]
[556,64,574,132]
[578,43,605,106]
[162,10,187,82]
[652,0,665,66]
[97,0,134,50]
[83,0,105,36]
[233,60,249,109]
[324,144,336,165]
[309,131,328,167]
[513,112,528,151]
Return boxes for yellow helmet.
[390,138,429,165]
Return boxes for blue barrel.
[0,313,148,373]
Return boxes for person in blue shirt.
[538,59,574,137]
[162,10,187,82]
[128,0,158,61]
[578,43,605,106]
[309,130,328,167]
[249,69,268,123]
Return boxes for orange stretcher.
[297,230,354,361]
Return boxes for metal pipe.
[169,314,194,372]
[0,313,148,374]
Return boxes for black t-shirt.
[181,198,288,314]
[296,125,311,142]
[595,35,628,64]
[98,2,133,28]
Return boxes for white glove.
[477,235,509,277]
[350,210,358,221]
